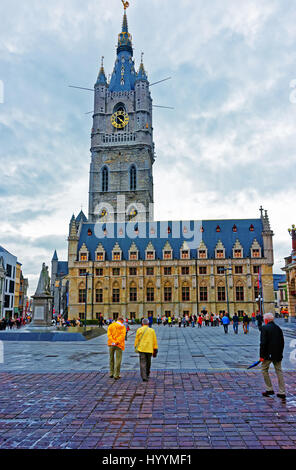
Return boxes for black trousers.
[139,352,152,380]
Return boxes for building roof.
[76,218,264,261]
[0,245,13,256]
[273,274,286,290]
[76,210,88,225]
[57,262,68,277]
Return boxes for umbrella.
[247,360,261,370]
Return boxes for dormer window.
[249,224,254,232]
[181,250,189,260]
[79,243,89,261]
[232,225,237,232]
[88,229,92,236]
[199,250,207,259]
[129,252,138,260]
[215,240,225,259]
[216,225,221,233]
[163,241,173,260]
[96,252,104,261]
[234,249,242,258]
[113,252,121,261]
[251,239,261,258]
[146,251,155,260]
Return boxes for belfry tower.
[88,3,155,223]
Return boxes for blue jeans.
[233,322,238,334]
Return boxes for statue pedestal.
[30,294,53,328]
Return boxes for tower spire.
[96,56,107,85]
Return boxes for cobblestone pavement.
[0,370,295,449]
[0,321,295,449]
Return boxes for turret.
[68,215,78,266]
[260,207,274,265]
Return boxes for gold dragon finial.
[121,0,130,10]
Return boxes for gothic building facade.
[51,7,275,321]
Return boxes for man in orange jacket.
[107,317,126,380]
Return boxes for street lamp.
[82,272,93,329]
[221,266,232,315]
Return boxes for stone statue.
[35,263,51,296]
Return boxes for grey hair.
[142,318,149,325]
[264,312,274,322]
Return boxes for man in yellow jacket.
[134,318,158,382]
[107,317,126,380]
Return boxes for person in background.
[107,317,126,380]
[168,315,172,327]
[221,314,230,334]
[134,318,158,382]
[260,312,286,399]
[148,315,154,328]
[198,315,203,328]
[232,312,239,334]
[242,313,250,334]
[251,311,256,326]
[256,312,263,332]
[210,314,214,327]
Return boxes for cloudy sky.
[0,0,296,295]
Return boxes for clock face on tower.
[111,109,129,129]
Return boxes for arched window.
[130,165,137,191]
[102,167,109,192]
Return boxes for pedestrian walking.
[197,315,203,328]
[259,312,286,399]
[242,313,250,334]
[107,317,126,380]
[256,312,263,332]
[124,318,129,340]
[210,314,214,327]
[251,311,256,326]
[148,315,153,328]
[205,313,210,326]
[178,317,182,328]
[221,314,230,334]
[232,313,239,334]
[134,318,158,382]
[168,316,172,327]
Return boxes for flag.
[258,267,262,290]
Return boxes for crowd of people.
[0,315,31,330]
[156,311,264,333]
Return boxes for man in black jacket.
[260,312,286,399]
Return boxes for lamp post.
[221,266,232,315]
[83,272,93,329]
